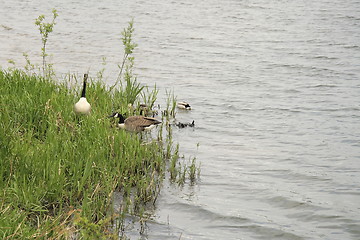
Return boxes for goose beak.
[108,112,119,118]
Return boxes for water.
[1,0,360,239]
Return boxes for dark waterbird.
[175,120,195,128]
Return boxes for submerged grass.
[0,69,195,239]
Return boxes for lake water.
[1,0,360,239]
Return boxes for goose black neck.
[81,74,88,98]
[118,114,125,124]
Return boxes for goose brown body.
[124,115,161,131]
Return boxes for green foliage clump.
[0,69,172,238]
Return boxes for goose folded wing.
[142,117,161,126]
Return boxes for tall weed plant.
[35,8,58,79]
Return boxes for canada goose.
[74,74,91,115]
[177,101,191,110]
[109,112,161,132]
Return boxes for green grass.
[0,69,189,239]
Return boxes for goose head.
[108,112,126,128]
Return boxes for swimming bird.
[109,112,161,132]
[175,120,195,128]
[74,74,91,115]
[177,101,191,110]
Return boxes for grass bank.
[0,69,192,239]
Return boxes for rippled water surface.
[1,0,360,239]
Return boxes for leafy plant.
[110,19,138,92]
[35,8,58,78]
[23,52,36,74]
